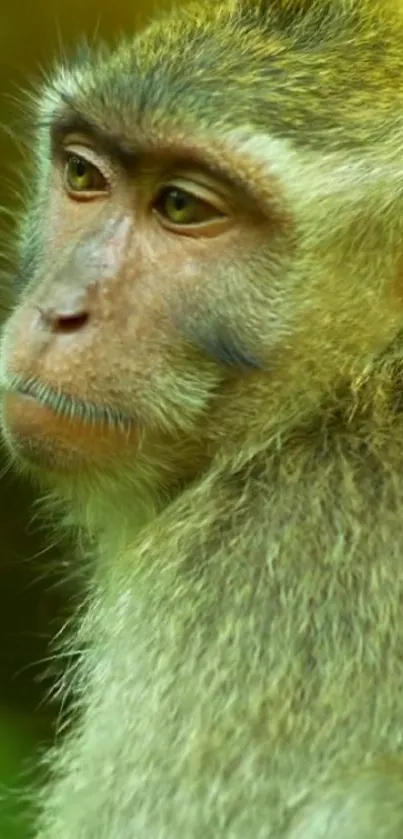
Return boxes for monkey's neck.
[55,399,403,837]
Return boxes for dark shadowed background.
[0,2,174,835]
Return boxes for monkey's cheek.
[1,392,139,475]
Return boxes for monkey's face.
[0,126,277,483]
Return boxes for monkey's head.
[1,0,403,497]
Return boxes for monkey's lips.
[2,389,137,473]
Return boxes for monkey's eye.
[64,154,107,196]
[153,186,224,227]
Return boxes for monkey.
[2,0,403,835]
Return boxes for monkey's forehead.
[41,0,402,152]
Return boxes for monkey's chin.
[1,391,138,475]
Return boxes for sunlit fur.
[3,0,403,837]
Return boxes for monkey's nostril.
[37,304,91,334]
[54,312,90,333]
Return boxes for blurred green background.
[0,1,173,835]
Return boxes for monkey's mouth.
[2,375,133,431]
[0,375,137,472]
